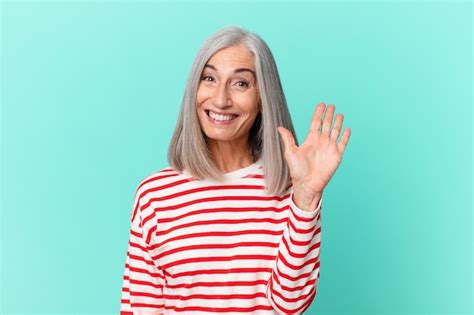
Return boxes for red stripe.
[153,241,279,260]
[129,278,164,289]
[301,289,317,313]
[270,282,315,303]
[146,224,156,244]
[242,174,264,179]
[288,218,316,234]
[131,173,184,222]
[274,260,320,282]
[127,253,155,266]
[131,302,165,309]
[166,279,268,289]
[144,184,267,209]
[150,194,290,216]
[155,217,287,236]
[157,205,289,224]
[282,234,320,259]
[125,263,165,279]
[130,290,163,299]
[150,229,283,250]
[130,229,142,238]
[289,203,321,222]
[273,273,317,292]
[273,268,318,292]
[269,277,316,313]
[165,305,274,312]
[161,254,276,270]
[277,249,320,271]
[128,241,148,253]
[288,226,321,246]
[137,172,179,191]
[166,267,272,279]
[162,292,267,300]
[173,184,266,197]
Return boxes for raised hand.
[277,103,351,210]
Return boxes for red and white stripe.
[120,160,322,314]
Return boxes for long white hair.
[168,25,298,196]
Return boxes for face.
[196,45,260,150]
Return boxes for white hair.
[168,25,298,196]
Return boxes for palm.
[278,103,351,194]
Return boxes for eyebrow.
[204,64,256,78]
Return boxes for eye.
[236,80,250,88]
[201,75,214,82]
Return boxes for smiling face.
[196,44,261,154]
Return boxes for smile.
[205,110,239,125]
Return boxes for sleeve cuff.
[289,190,322,219]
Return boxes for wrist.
[292,184,323,211]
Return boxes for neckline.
[222,157,262,180]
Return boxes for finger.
[322,104,335,135]
[277,126,297,155]
[337,128,351,154]
[330,113,343,142]
[309,102,326,133]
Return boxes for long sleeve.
[120,189,166,315]
[266,190,323,314]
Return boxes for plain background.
[1,0,472,314]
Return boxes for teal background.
[1,0,472,314]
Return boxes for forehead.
[207,45,255,69]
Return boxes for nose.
[212,82,232,109]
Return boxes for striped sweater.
[120,158,323,314]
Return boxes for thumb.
[277,127,297,155]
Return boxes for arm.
[272,103,350,312]
[266,190,323,314]
[120,189,165,315]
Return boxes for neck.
[208,138,254,173]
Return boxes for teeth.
[208,110,237,121]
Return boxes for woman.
[120,26,351,314]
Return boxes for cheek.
[235,91,258,106]
[241,97,260,115]
[196,86,209,107]
[196,84,212,102]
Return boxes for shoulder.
[132,164,196,211]
[133,164,188,199]
[130,165,191,223]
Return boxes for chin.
[203,132,236,142]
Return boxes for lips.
[204,110,239,125]
[204,109,239,116]
[205,110,239,122]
